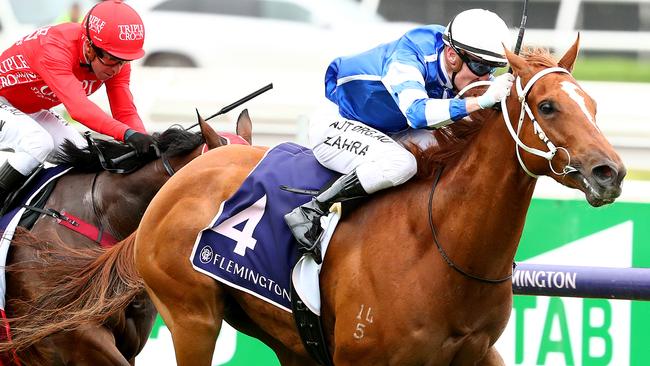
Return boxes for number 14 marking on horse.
[213,195,267,256]
[353,304,374,340]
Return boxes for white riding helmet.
[443,9,512,66]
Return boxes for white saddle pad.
[291,204,341,315]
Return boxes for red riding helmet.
[83,0,145,60]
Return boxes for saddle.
[189,143,374,366]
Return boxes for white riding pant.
[309,107,434,194]
[0,97,87,175]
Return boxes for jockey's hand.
[477,73,514,109]
[124,130,160,157]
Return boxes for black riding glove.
[124,129,159,156]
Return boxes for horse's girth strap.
[24,205,118,248]
[56,210,118,248]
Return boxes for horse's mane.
[412,46,555,179]
[518,47,557,69]
[52,126,204,172]
[410,98,500,178]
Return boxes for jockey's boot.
[0,162,27,214]
[284,170,367,260]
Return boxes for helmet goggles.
[92,44,128,67]
[457,51,498,77]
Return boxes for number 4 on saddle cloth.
[191,142,344,315]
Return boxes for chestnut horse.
[2,39,625,365]
[1,113,251,365]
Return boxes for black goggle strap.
[85,3,100,48]
[79,3,101,69]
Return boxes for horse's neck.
[436,110,537,277]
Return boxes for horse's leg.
[475,347,505,366]
[144,282,223,366]
[51,327,131,366]
[232,321,316,366]
[122,292,158,359]
[136,147,266,365]
[137,217,226,366]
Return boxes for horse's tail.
[0,228,143,352]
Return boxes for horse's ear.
[505,46,532,79]
[196,109,224,149]
[236,109,253,145]
[558,33,580,73]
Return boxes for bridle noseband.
[504,67,577,178]
[458,67,578,178]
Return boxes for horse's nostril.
[592,164,618,186]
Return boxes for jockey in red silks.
[285,9,515,253]
[0,0,157,204]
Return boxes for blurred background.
[2,1,650,365]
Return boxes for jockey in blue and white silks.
[324,25,467,133]
[285,9,516,255]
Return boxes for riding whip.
[112,83,273,164]
[188,83,274,130]
[508,0,529,74]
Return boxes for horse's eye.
[538,101,555,116]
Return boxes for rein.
[438,66,575,283]
[156,142,209,177]
[83,146,181,244]
[89,171,115,245]
[438,66,578,283]
[159,154,175,176]
[84,132,176,175]
[428,167,514,284]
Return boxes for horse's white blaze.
[560,81,597,127]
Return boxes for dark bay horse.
[1,112,251,365]
[2,38,625,365]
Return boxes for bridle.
[503,67,578,178]
[458,66,578,178]
[433,65,578,284]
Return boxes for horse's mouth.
[565,170,621,207]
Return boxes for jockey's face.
[85,41,128,81]
[444,46,492,91]
[455,61,492,89]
